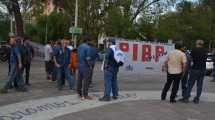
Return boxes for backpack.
[110,45,125,67]
[18,44,29,65]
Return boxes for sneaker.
[85,96,93,100]
[112,96,118,100]
[0,89,8,94]
[16,87,28,92]
[170,99,177,103]
[25,83,31,86]
[81,97,85,100]
[180,98,189,103]
[99,96,111,102]
[193,98,200,104]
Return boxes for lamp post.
[74,0,78,48]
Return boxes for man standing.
[53,38,75,91]
[77,36,93,100]
[99,39,122,102]
[88,43,98,86]
[161,43,186,103]
[181,49,191,98]
[44,40,53,81]
[1,36,26,93]
[181,40,208,104]
[23,39,34,86]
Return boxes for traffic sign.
[69,27,83,34]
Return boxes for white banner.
[115,39,174,74]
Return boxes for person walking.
[161,43,186,103]
[180,40,208,104]
[53,38,75,91]
[1,36,27,93]
[44,40,54,81]
[77,36,93,100]
[99,39,124,102]
[23,39,34,86]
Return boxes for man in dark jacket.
[99,39,120,101]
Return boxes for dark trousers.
[23,62,31,84]
[77,68,91,97]
[181,70,189,97]
[184,69,205,100]
[161,73,182,101]
[89,64,95,85]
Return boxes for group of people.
[1,35,34,93]
[161,40,208,104]
[1,35,213,104]
[43,36,123,101]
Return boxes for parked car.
[206,53,214,76]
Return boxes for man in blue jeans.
[1,36,26,93]
[53,38,75,91]
[180,40,208,104]
[99,39,120,101]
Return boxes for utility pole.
[74,0,78,48]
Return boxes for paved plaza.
[0,58,215,120]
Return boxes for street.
[0,58,215,120]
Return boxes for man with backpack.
[99,39,125,101]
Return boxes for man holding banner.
[99,39,125,102]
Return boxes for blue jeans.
[104,70,119,98]
[4,64,24,90]
[184,69,205,100]
[56,66,75,90]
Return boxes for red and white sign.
[116,39,174,74]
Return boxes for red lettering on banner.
[142,45,152,62]
[119,42,129,52]
[133,44,138,61]
[155,46,164,62]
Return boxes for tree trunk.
[10,0,24,37]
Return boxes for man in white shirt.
[161,43,187,103]
[44,40,53,80]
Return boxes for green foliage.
[0,20,10,42]
[25,11,70,44]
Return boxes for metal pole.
[45,15,48,44]
[10,14,13,34]
[74,0,78,48]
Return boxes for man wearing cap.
[99,39,120,101]
[77,35,93,100]
[1,36,26,93]
[181,40,208,104]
